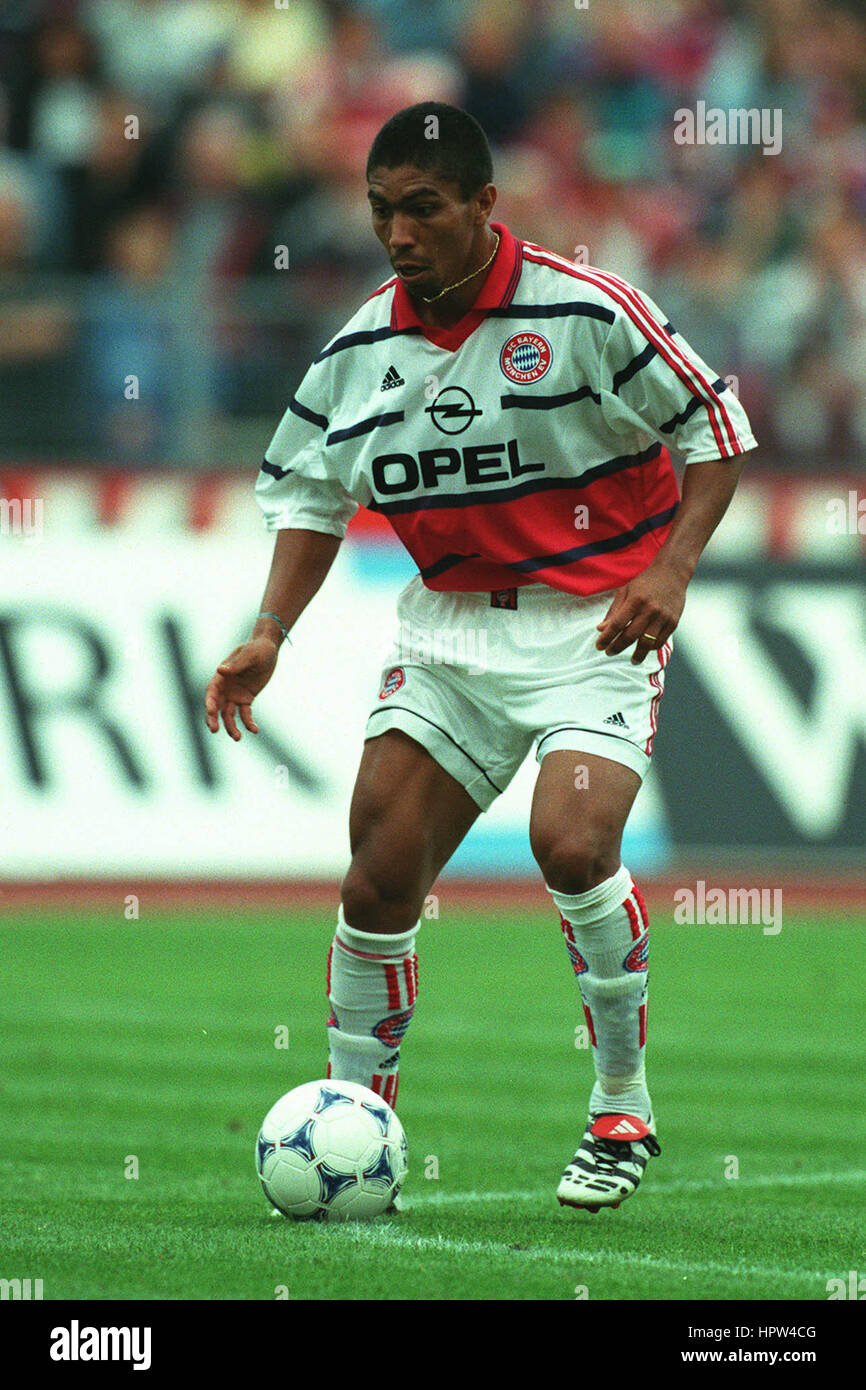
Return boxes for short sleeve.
[255,361,358,538]
[599,286,758,463]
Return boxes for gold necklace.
[420,233,500,303]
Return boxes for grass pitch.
[1,902,864,1301]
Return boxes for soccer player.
[205,103,756,1211]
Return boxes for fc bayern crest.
[379,666,405,699]
[499,332,552,383]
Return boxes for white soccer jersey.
[257,222,757,596]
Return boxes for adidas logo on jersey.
[603,711,628,727]
[380,365,405,391]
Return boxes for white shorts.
[365,576,673,811]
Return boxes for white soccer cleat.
[557,1112,661,1212]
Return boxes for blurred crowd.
[1,0,865,466]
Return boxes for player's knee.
[533,835,619,896]
[340,862,419,935]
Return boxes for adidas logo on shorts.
[603,711,628,727]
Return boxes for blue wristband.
[259,611,292,645]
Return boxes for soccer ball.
[255,1079,408,1221]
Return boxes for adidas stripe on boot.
[557,1113,661,1212]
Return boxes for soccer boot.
[557,1112,660,1212]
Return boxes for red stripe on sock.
[623,895,642,940]
[402,957,415,1004]
[384,963,401,1010]
[325,943,333,995]
[326,1061,331,1079]
[371,1073,383,1095]
[632,883,649,932]
[413,954,419,996]
[582,1002,597,1047]
[336,938,400,963]
[383,1074,398,1107]
[639,1003,647,1048]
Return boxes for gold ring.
[640,632,660,644]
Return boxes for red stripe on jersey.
[385,456,679,596]
[385,963,401,1011]
[623,895,642,941]
[631,883,649,932]
[522,249,740,457]
[589,263,741,454]
[366,275,398,301]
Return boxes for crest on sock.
[560,915,588,974]
[623,933,649,972]
[372,1006,415,1048]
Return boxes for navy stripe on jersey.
[369,442,662,517]
[608,325,697,397]
[487,301,615,324]
[505,504,678,576]
[420,550,482,580]
[260,458,291,481]
[612,340,657,394]
[522,247,740,455]
[583,265,740,455]
[289,395,328,430]
[417,503,676,581]
[500,384,601,412]
[326,410,404,445]
[314,325,424,363]
[657,378,727,435]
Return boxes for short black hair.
[366,102,493,201]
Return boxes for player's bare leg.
[530,750,660,1210]
[325,730,481,1108]
[342,729,480,934]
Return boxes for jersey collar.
[389,221,522,348]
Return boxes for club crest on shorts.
[499,331,552,383]
[379,666,405,699]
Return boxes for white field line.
[404,1168,866,1208]
[342,1224,832,1285]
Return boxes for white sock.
[325,906,419,1109]
[548,864,652,1122]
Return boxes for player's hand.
[204,637,279,740]
[595,556,689,664]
